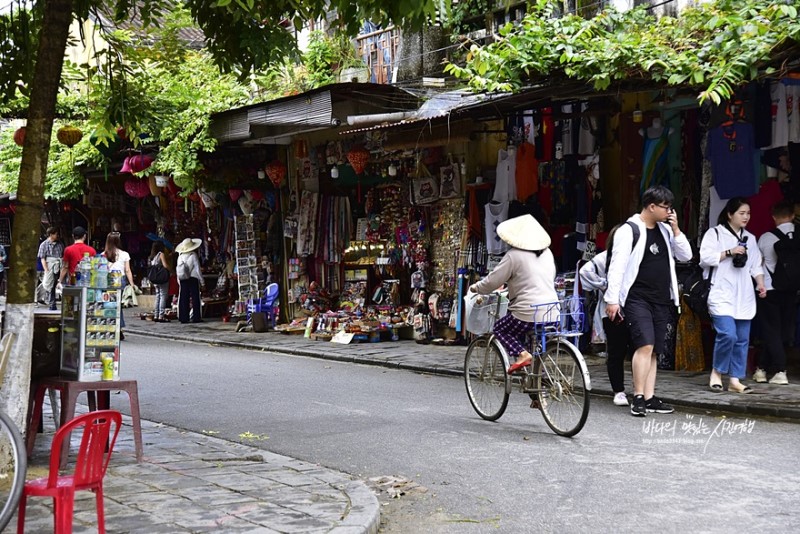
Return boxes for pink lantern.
[128,154,154,173]
[265,160,286,188]
[124,178,150,198]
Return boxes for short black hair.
[46,226,58,236]
[717,197,750,226]
[771,200,794,219]
[641,186,674,208]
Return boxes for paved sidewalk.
[126,318,800,420]
[21,404,379,533]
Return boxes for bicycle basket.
[530,297,584,336]
[464,292,508,335]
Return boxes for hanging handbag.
[409,160,439,206]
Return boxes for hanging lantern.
[229,188,243,202]
[249,190,265,201]
[57,125,83,148]
[124,178,150,199]
[13,127,26,147]
[265,159,286,188]
[116,126,128,140]
[127,154,154,173]
[346,146,370,175]
[89,132,121,159]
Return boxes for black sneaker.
[645,396,674,414]
[630,395,646,417]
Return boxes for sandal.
[709,383,723,392]
[728,382,753,394]
[507,357,533,374]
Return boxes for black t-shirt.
[628,226,671,303]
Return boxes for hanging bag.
[409,159,439,206]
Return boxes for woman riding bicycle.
[469,214,558,374]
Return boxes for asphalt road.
[115,334,799,533]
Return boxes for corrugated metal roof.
[247,90,332,127]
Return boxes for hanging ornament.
[265,159,286,188]
[56,125,83,148]
[128,154,154,173]
[229,188,243,202]
[13,127,26,147]
[293,139,309,159]
[346,146,370,175]
[124,178,150,199]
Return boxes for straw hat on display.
[496,215,551,251]
[175,238,202,254]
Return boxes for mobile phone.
[615,309,625,323]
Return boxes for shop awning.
[210,83,420,145]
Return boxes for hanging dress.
[641,128,670,195]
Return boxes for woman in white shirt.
[175,238,204,323]
[699,198,766,394]
[103,232,135,338]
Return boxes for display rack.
[60,287,122,381]
[234,215,260,313]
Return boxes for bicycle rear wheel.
[0,409,26,532]
[464,337,510,421]
[534,339,590,437]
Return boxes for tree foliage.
[445,0,800,104]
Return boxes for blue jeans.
[711,315,751,379]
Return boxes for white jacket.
[604,214,693,307]
[699,224,763,320]
[579,250,609,342]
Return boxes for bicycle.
[464,297,591,437]
[0,333,27,531]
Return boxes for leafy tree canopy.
[445,0,800,104]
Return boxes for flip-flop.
[709,383,723,392]
[507,359,532,374]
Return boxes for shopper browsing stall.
[175,238,204,323]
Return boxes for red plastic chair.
[17,410,122,534]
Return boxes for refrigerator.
[60,286,122,381]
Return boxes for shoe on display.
[613,392,628,406]
[645,396,674,414]
[769,371,789,385]
[752,368,767,383]
[630,395,646,417]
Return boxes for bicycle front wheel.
[534,340,590,437]
[0,409,27,532]
[464,337,510,421]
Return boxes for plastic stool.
[26,377,143,466]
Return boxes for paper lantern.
[346,146,370,175]
[229,188,243,202]
[56,125,83,148]
[89,132,121,159]
[127,154,154,173]
[265,160,286,188]
[13,127,25,147]
[249,190,265,201]
[124,178,150,199]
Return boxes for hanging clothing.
[515,141,539,201]
[641,128,670,195]
[492,148,517,203]
[706,121,757,199]
[484,201,509,255]
[297,190,319,257]
[767,80,789,149]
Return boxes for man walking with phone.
[605,186,693,417]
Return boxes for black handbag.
[147,263,170,284]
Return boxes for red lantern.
[116,126,128,140]
[124,178,150,199]
[229,188,243,202]
[56,125,83,148]
[346,146,370,175]
[249,190,265,201]
[265,160,286,188]
[13,127,25,147]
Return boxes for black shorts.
[623,297,673,353]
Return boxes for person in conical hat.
[469,215,558,373]
[176,238,204,323]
